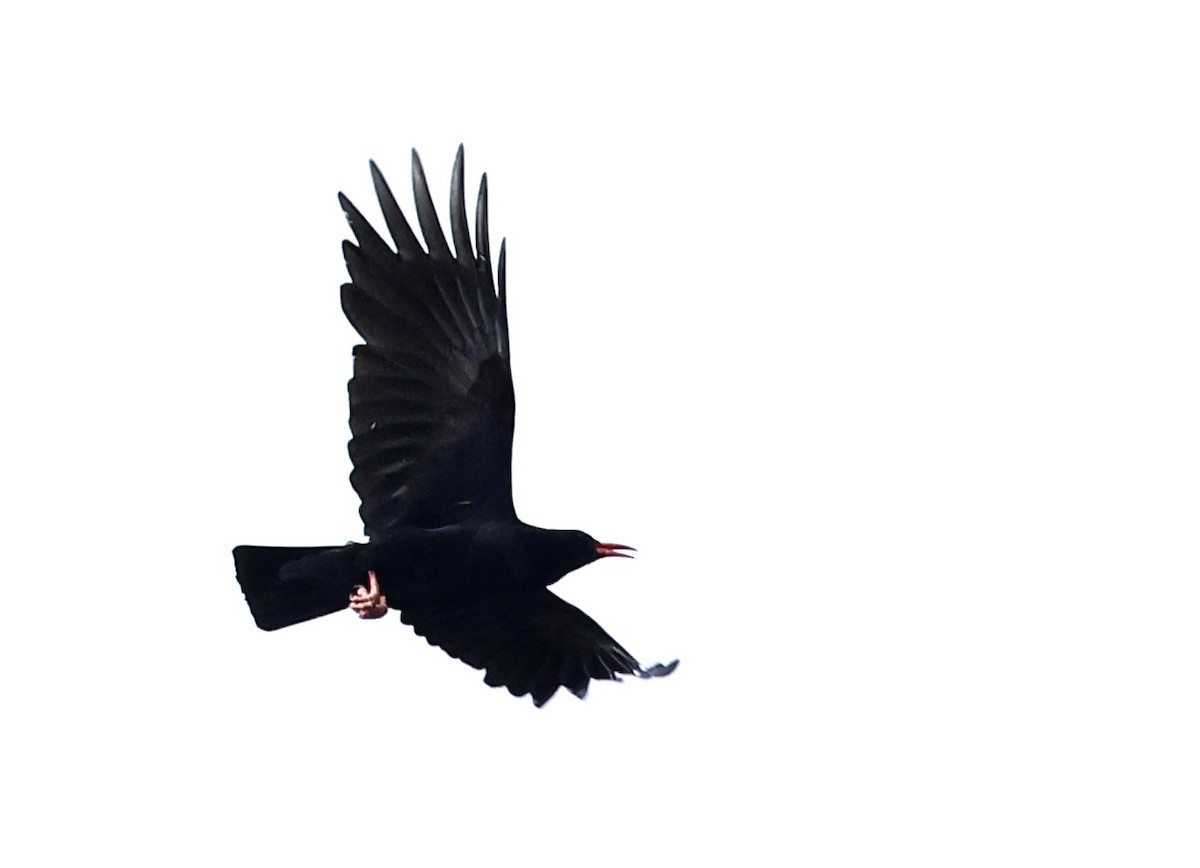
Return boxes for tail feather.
[233,544,361,631]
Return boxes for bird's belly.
[357,529,514,605]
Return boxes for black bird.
[233,146,677,706]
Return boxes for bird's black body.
[234,147,676,706]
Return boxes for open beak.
[595,542,636,559]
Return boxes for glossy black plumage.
[234,147,676,706]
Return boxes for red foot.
[349,570,388,619]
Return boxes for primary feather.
[340,147,515,535]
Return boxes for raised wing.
[339,146,514,536]
[401,588,679,707]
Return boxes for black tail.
[233,544,362,631]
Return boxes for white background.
[3,2,1198,865]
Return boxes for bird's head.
[529,528,636,586]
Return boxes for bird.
[233,146,677,706]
